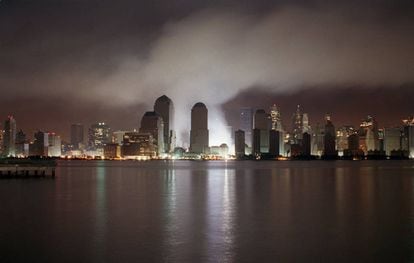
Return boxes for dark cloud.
[0,0,413,145]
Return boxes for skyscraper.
[270,104,285,156]
[70,123,84,150]
[3,116,16,157]
[292,105,303,142]
[30,131,49,156]
[235,129,245,159]
[140,111,164,156]
[403,117,414,158]
[252,109,269,156]
[88,122,111,151]
[269,130,280,156]
[48,132,62,157]
[154,95,175,153]
[239,107,253,147]
[359,116,379,154]
[323,114,336,157]
[190,102,209,154]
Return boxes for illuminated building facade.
[140,111,164,156]
[3,116,16,157]
[190,102,209,154]
[358,116,379,155]
[121,132,156,158]
[88,122,111,151]
[154,95,175,153]
[403,117,414,158]
[48,132,62,157]
[336,126,355,156]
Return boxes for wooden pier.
[0,158,57,179]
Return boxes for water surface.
[1,160,413,262]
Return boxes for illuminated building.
[70,123,84,150]
[358,116,379,155]
[403,117,414,158]
[235,129,245,159]
[140,111,164,156]
[3,116,16,157]
[336,126,355,156]
[252,109,269,156]
[15,130,29,157]
[323,114,337,157]
[112,130,128,145]
[384,127,402,156]
[190,102,209,154]
[311,123,324,156]
[154,95,175,153]
[48,132,62,157]
[30,131,49,156]
[270,104,285,155]
[121,132,156,158]
[240,107,253,147]
[88,122,111,151]
[104,143,121,159]
[292,105,303,142]
[302,113,311,134]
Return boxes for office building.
[140,111,164,156]
[359,116,379,155]
[48,132,62,157]
[154,95,175,153]
[235,129,245,159]
[70,123,84,150]
[30,131,49,156]
[3,116,16,156]
[190,102,209,154]
[240,107,253,147]
[323,114,337,157]
[88,122,111,150]
[384,127,402,156]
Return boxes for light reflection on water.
[0,160,413,262]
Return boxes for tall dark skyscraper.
[323,115,337,157]
[70,123,84,150]
[269,130,280,156]
[139,111,164,156]
[239,107,253,147]
[3,116,16,157]
[190,102,209,154]
[154,95,175,153]
[252,109,269,155]
[234,129,245,159]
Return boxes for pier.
[0,158,57,178]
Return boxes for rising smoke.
[1,3,413,145]
[97,6,413,146]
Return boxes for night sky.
[0,0,413,145]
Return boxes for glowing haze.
[0,1,413,146]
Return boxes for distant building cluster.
[1,98,414,160]
[235,105,414,160]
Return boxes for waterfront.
[1,160,413,262]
